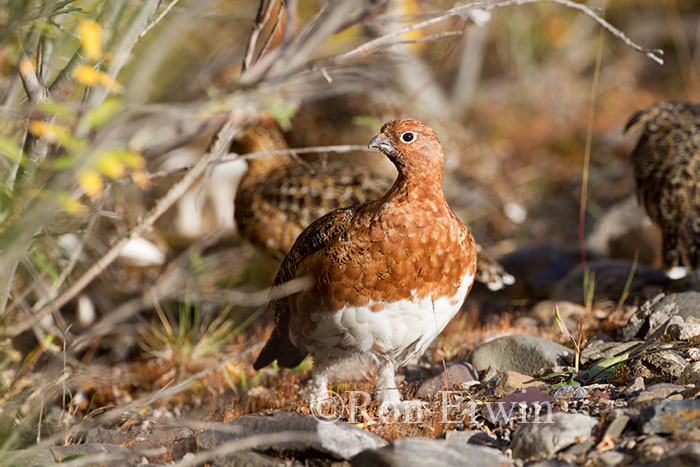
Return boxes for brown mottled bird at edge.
[626,101,700,279]
[234,123,514,291]
[252,119,477,409]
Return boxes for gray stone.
[667,323,700,341]
[466,334,572,375]
[640,399,700,434]
[687,348,700,361]
[679,362,700,385]
[630,350,688,384]
[210,450,290,467]
[647,442,700,466]
[621,376,645,397]
[622,292,700,340]
[196,412,386,460]
[590,450,631,466]
[630,383,685,404]
[552,385,589,401]
[351,437,512,467]
[511,412,598,460]
[416,363,479,399]
[6,443,137,467]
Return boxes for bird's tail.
[253,327,306,370]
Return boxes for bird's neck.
[383,170,446,206]
[245,154,292,178]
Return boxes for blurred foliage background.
[0,0,698,454]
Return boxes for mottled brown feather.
[626,101,700,273]
[254,119,477,369]
[234,124,511,289]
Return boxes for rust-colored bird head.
[369,119,444,181]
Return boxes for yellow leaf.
[131,170,151,190]
[28,121,69,141]
[59,194,87,215]
[98,72,122,92]
[78,169,104,198]
[120,151,145,169]
[77,20,103,61]
[95,151,125,179]
[73,65,101,86]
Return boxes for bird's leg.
[308,358,332,411]
[376,360,401,406]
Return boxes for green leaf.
[61,453,86,462]
[79,97,124,130]
[37,101,76,120]
[0,136,23,163]
[586,352,629,379]
[262,95,298,131]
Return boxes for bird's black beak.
[369,133,393,153]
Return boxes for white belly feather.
[300,269,475,365]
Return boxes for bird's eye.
[401,131,416,143]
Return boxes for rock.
[483,387,555,425]
[445,430,503,450]
[499,244,584,300]
[209,450,288,467]
[603,414,631,441]
[585,195,659,265]
[687,348,700,361]
[530,300,585,331]
[552,385,589,401]
[590,450,632,466]
[647,443,700,467]
[640,399,700,434]
[511,412,598,459]
[621,376,645,397]
[84,426,194,451]
[494,371,541,398]
[351,437,512,467]
[629,351,688,384]
[416,363,479,399]
[622,292,700,340]
[679,362,700,385]
[581,340,642,365]
[6,443,137,467]
[196,413,386,460]
[630,383,685,405]
[667,323,700,341]
[552,260,669,305]
[466,334,572,375]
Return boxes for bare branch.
[2,120,243,338]
[242,0,279,72]
[131,0,182,48]
[309,0,663,71]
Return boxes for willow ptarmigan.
[253,119,477,407]
[626,101,700,279]
[234,123,513,291]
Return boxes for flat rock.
[629,350,688,384]
[679,362,700,385]
[494,371,541,398]
[6,443,137,467]
[667,322,700,341]
[629,383,685,405]
[511,412,598,460]
[351,437,512,467]
[622,292,700,340]
[209,450,291,467]
[416,363,479,399]
[640,399,700,434]
[196,412,386,460]
[647,443,700,467]
[466,334,572,375]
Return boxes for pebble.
[640,399,700,434]
[511,412,598,459]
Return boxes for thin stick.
[242,0,279,72]
[3,121,242,338]
[131,0,182,48]
[311,0,663,70]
